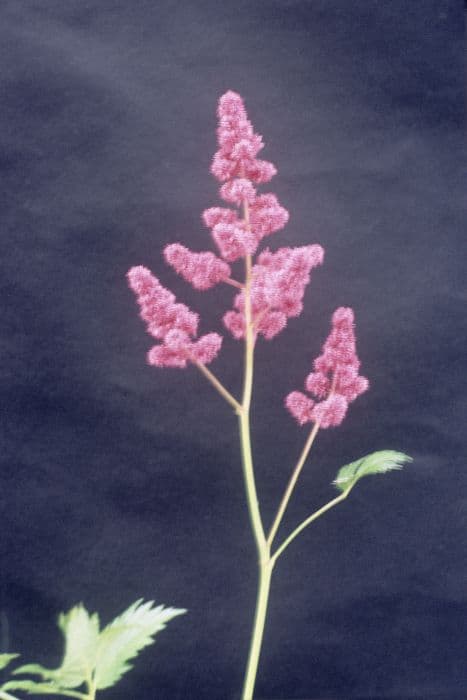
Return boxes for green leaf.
[11,598,186,694]
[2,679,67,696]
[333,450,412,493]
[93,599,186,690]
[14,604,99,689]
[0,655,19,672]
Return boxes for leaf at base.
[93,599,187,690]
[14,604,99,689]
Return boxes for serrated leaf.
[0,655,19,671]
[333,450,412,493]
[14,604,100,689]
[93,599,186,690]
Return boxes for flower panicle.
[127,91,328,368]
[202,91,289,262]
[211,90,277,184]
[285,307,369,428]
[127,265,222,368]
[223,244,324,340]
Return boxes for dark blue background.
[0,2,465,698]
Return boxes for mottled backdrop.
[0,1,465,699]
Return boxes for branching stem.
[271,485,354,564]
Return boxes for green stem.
[271,485,354,564]
[194,360,242,414]
[238,251,266,551]
[241,559,273,700]
[238,409,267,552]
[267,421,320,547]
[238,246,272,700]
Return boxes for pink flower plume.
[127,265,222,368]
[211,91,276,184]
[285,307,369,428]
[202,91,288,262]
[164,243,231,290]
[223,245,324,340]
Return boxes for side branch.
[194,361,242,414]
[224,277,244,289]
[267,421,320,547]
[271,485,354,563]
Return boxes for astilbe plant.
[127,91,411,700]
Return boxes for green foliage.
[0,656,19,672]
[2,679,77,697]
[0,655,21,700]
[333,450,412,493]
[93,599,184,690]
[8,599,186,698]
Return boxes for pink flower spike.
[315,306,369,403]
[217,90,247,119]
[127,266,199,339]
[164,243,231,290]
[211,91,276,184]
[128,265,222,369]
[285,307,369,428]
[285,391,315,426]
[224,245,324,341]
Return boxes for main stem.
[241,559,273,700]
[239,243,271,700]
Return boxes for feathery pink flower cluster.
[285,307,369,428]
[211,91,277,184]
[127,266,222,367]
[202,91,289,262]
[127,89,368,430]
[224,244,324,340]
